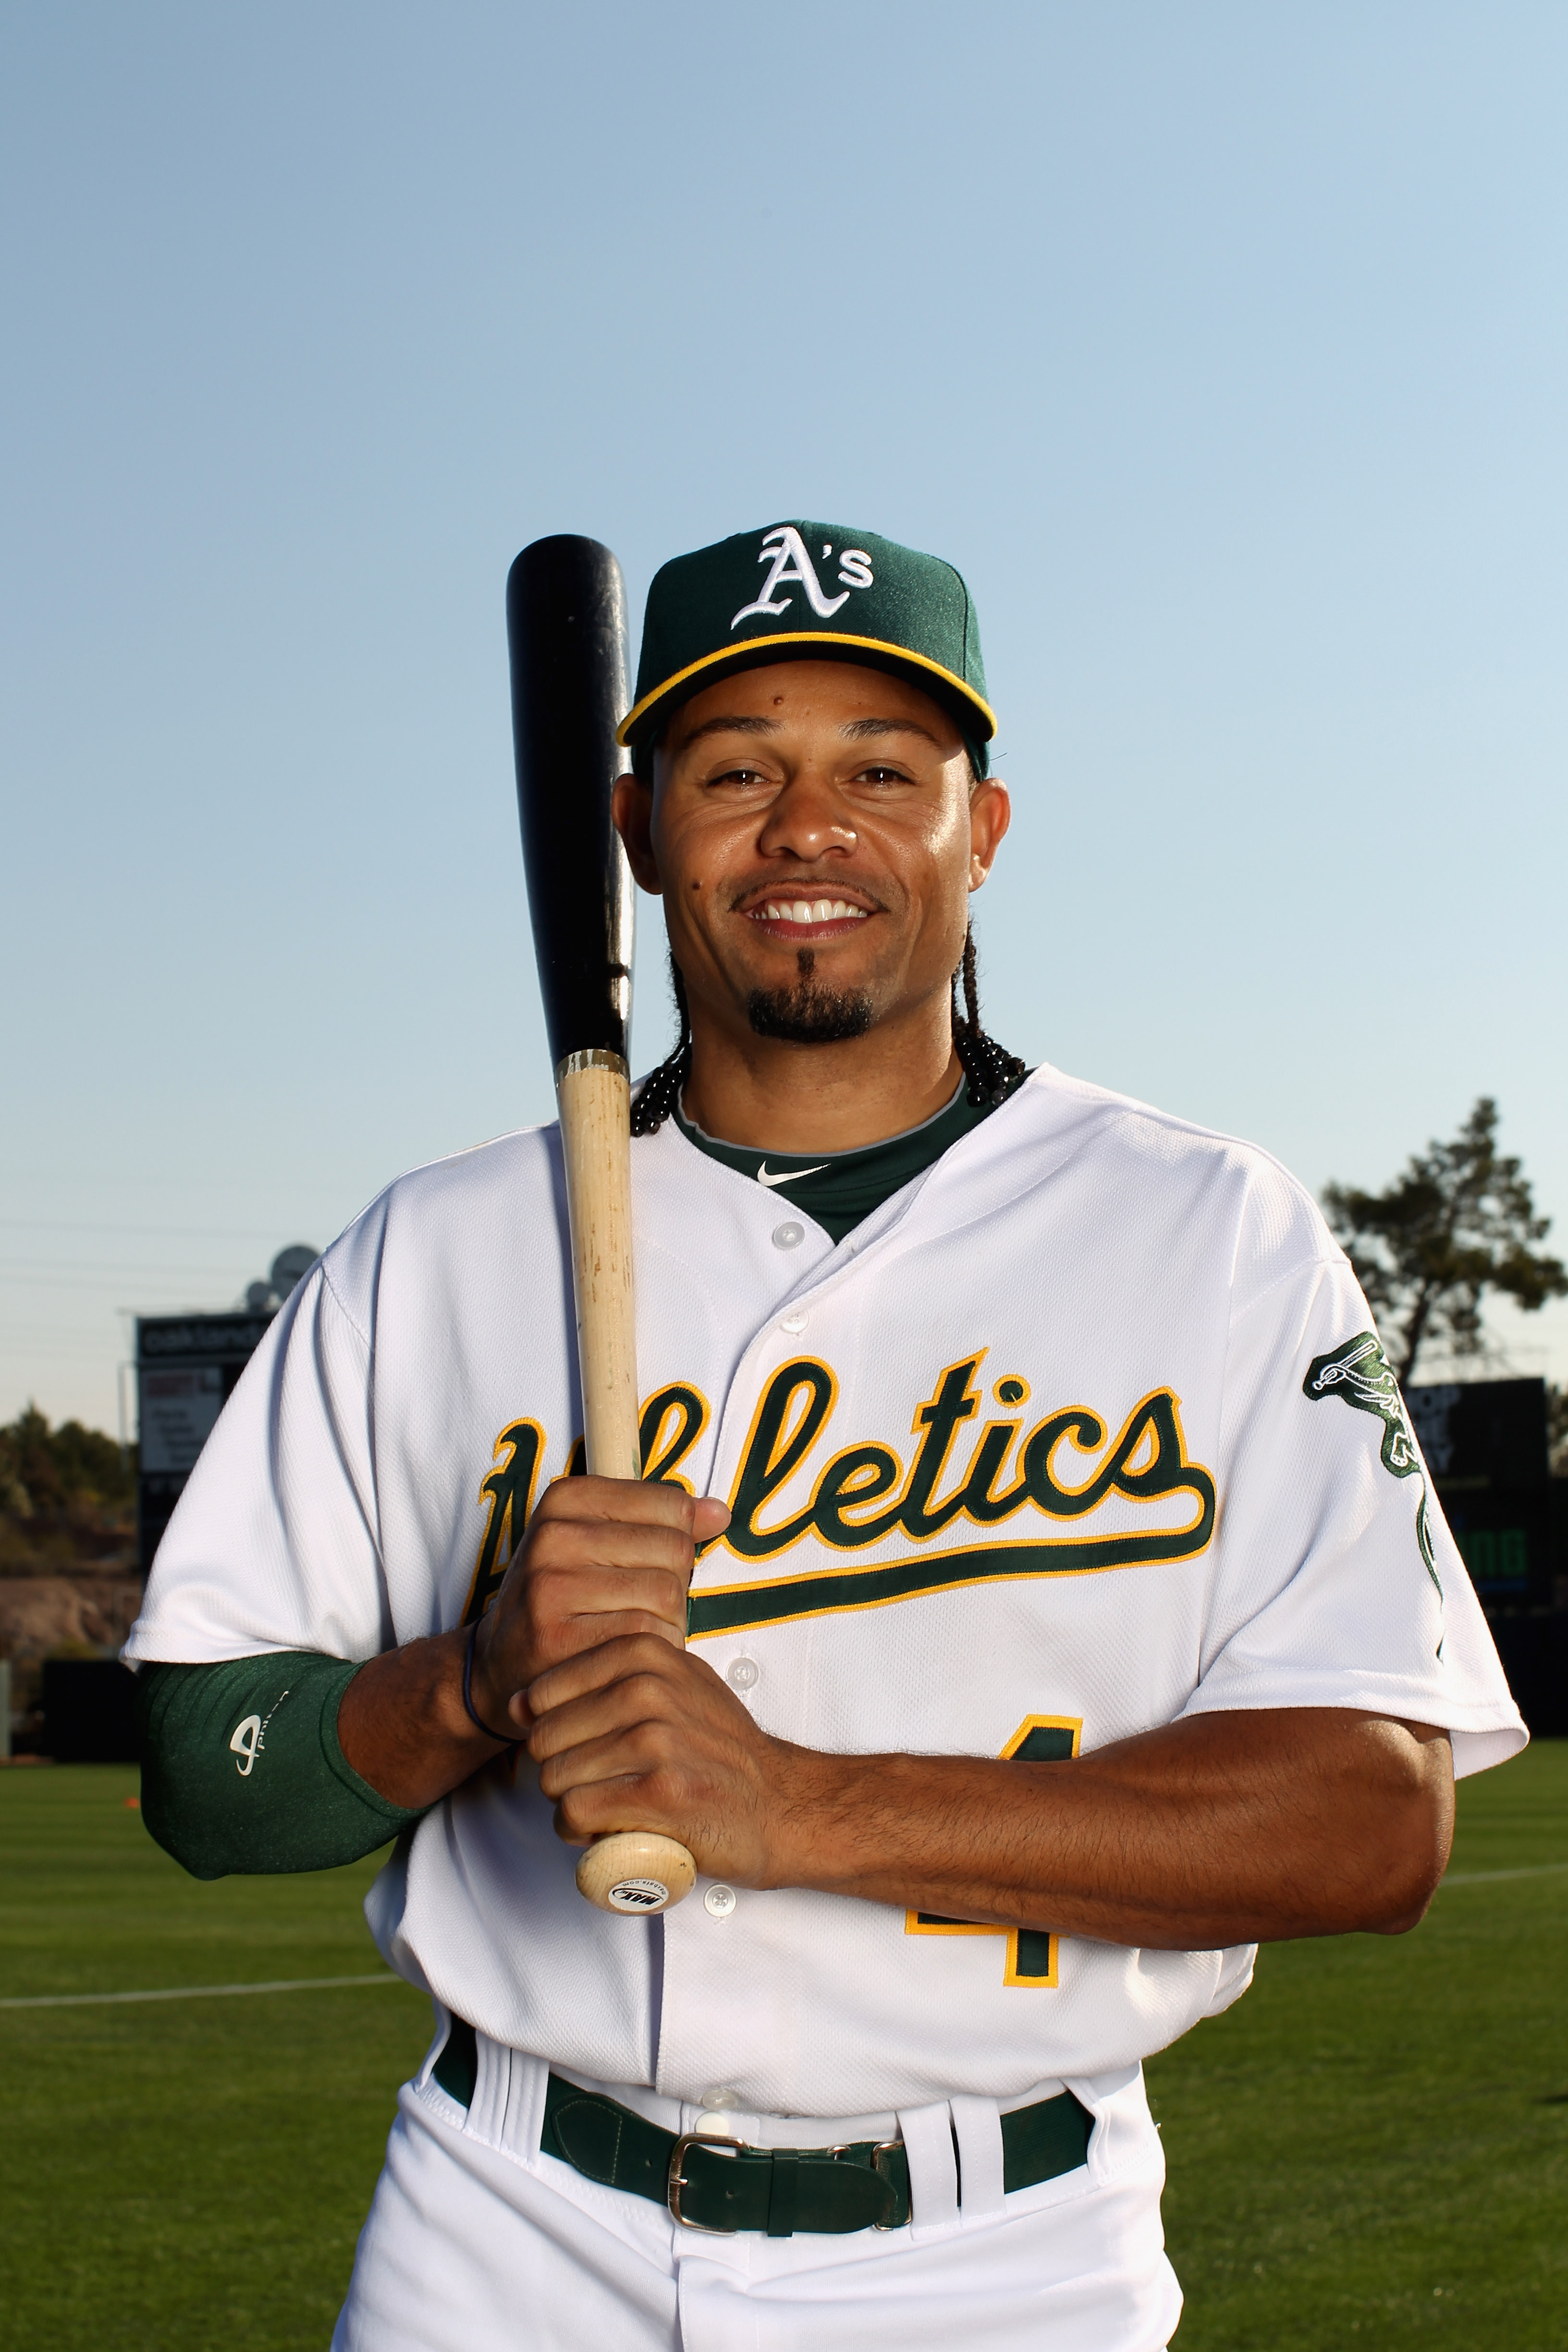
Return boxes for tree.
[1322,1098,1568,1388]
[0,1404,133,1514]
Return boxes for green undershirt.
[139,1079,1008,1879]
[673,1076,993,1242]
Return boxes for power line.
[0,1218,306,1241]
[0,1267,255,1285]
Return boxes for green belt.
[434,2019,1092,2236]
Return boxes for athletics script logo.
[731,526,875,629]
[1302,1332,1440,1597]
[462,1355,1217,1633]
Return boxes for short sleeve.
[123,1258,392,1666]
[1181,1251,1527,1779]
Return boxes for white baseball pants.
[332,2021,1181,2351]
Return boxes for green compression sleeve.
[135,1653,428,1880]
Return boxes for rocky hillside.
[1,1407,142,1748]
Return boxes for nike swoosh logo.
[756,1161,828,1188]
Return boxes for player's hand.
[467,1477,730,1741]
[523,1633,814,1888]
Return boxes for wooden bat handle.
[555,1051,697,1916]
[556,1053,642,1482]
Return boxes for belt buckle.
[870,2139,904,2230]
[668,2131,745,2232]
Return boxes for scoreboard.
[135,1311,274,1575]
[1405,1377,1552,1611]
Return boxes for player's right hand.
[466,1476,730,1741]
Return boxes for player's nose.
[753,770,859,861]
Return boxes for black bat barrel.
[507,536,635,1075]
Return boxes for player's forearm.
[771,1709,1454,1946]
[336,1629,514,1809]
[526,1638,1456,1942]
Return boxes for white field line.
[1437,1861,1568,1888]
[0,1972,404,2011]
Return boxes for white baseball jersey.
[126,1064,1525,2119]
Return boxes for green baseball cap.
[618,520,996,760]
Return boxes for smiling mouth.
[743,896,873,937]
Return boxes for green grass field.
[1,1749,1564,2350]
[1151,1740,1568,2347]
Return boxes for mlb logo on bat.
[732,526,874,628]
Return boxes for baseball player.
[127,520,1526,2351]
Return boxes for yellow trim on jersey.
[686,1505,1214,1641]
[1000,1713,1083,1763]
[904,1715,1083,1990]
[639,1381,713,1491]
[461,1419,546,1625]
[1004,1930,1058,1990]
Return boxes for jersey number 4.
[904,1715,1081,1988]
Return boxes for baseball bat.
[506,534,697,1919]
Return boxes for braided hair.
[950,925,1029,1109]
[631,928,1025,1136]
[629,959,693,1137]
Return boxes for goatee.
[747,949,874,1045]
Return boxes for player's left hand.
[523,1634,816,1888]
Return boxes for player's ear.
[968,776,1010,890]
[612,773,662,894]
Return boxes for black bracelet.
[462,1621,514,1743]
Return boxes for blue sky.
[3,2,1565,1432]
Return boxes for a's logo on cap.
[731,526,874,630]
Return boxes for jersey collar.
[670,1080,996,1245]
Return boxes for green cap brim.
[617,631,996,748]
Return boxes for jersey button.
[772,1221,805,1250]
[779,1312,808,1334]
[700,2086,742,2110]
[704,1885,737,1919]
[726,1656,760,1692]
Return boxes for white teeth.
[754,896,868,923]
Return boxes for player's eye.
[709,764,772,789]
[854,765,911,786]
